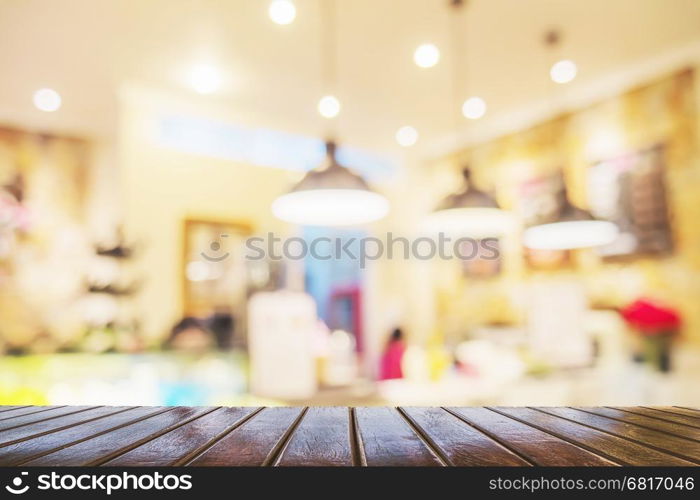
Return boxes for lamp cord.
[544,29,567,193]
[321,0,337,94]
[320,0,338,138]
[449,0,466,140]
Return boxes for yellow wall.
[428,68,700,343]
[120,85,292,341]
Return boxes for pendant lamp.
[272,141,389,226]
[272,0,389,227]
[524,31,618,250]
[425,167,512,237]
[523,182,618,250]
[423,1,512,237]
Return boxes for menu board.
[588,145,673,258]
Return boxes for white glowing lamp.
[523,184,618,250]
[272,141,389,226]
[423,168,512,238]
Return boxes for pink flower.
[620,298,681,336]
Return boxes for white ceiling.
[1,0,700,154]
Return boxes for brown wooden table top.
[0,405,697,466]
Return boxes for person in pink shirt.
[379,328,406,380]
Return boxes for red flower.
[620,298,681,336]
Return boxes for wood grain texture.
[0,406,168,466]
[0,407,128,447]
[448,407,616,466]
[0,406,64,421]
[354,407,443,466]
[574,407,700,441]
[0,406,695,466]
[0,406,29,414]
[104,407,259,466]
[275,407,354,466]
[0,406,93,431]
[611,407,700,429]
[535,407,700,463]
[645,406,700,419]
[401,407,529,466]
[187,407,305,466]
[24,407,213,466]
[492,407,694,466]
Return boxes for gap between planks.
[268,407,309,466]
[566,406,700,443]
[443,407,548,466]
[528,407,700,465]
[394,407,449,466]
[176,407,265,466]
[13,407,174,466]
[487,407,640,466]
[0,406,68,422]
[605,406,700,429]
[90,407,221,466]
[641,406,700,420]
[348,407,366,466]
[0,407,132,448]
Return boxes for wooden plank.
[611,407,700,429]
[354,407,443,466]
[188,407,305,466]
[646,406,700,419]
[0,406,29,414]
[104,407,259,466]
[577,407,700,441]
[0,406,92,431]
[400,407,529,466]
[0,407,127,447]
[0,406,169,466]
[275,407,353,466]
[0,406,39,418]
[491,407,694,466]
[0,406,65,422]
[676,406,700,412]
[536,407,700,463]
[449,407,616,466]
[24,406,214,466]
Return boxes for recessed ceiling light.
[188,64,222,94]
[550,59,577,84]
[396,126,418,147]
[33,88,61,112]
[318,95,341,118]
[413,44,440,68]
[269,0,296,25]
[462,96,486,119]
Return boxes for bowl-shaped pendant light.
[272,141,389,226]
[523,184,618,250]
[423,167,513,237]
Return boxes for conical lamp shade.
[272,141,389,226]
[523,184,618,250]
[423,168,513,237]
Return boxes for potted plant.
[620,298,681,372]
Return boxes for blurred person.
[379,327,406,380]
[205,308,235,349]
[166,317,215,352]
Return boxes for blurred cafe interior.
[1,0,700,407]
